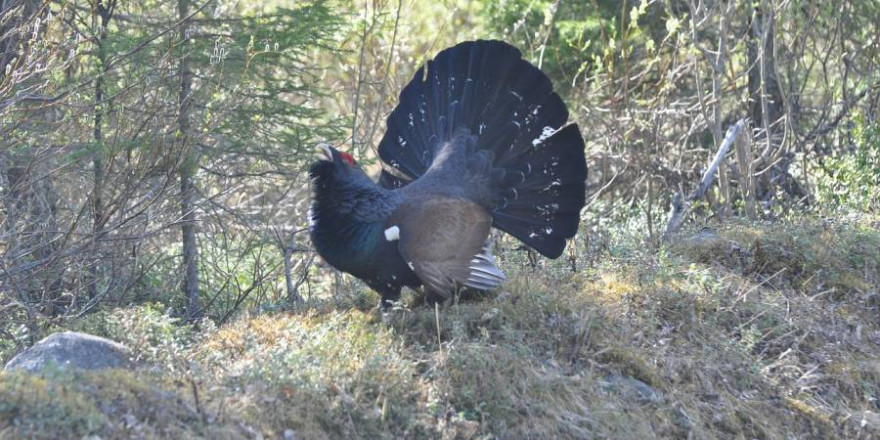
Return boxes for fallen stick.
[663,119,745,240]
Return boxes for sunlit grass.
[2,215,879,439]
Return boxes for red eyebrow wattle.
[340,152,355,165]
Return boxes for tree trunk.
[282,245,304,304]
[748,1,785,203]
[748,3,784,138]
[89,0,114,302]
[181,170,200,320]
[711,5,731,217]
[178,0,201,321]
[735,127,758,220]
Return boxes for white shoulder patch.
[384,225,400,242]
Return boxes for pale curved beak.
[315,143,334,162]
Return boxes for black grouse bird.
[309,40,587,307]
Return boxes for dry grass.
[1,215,879,439]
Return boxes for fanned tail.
[378,40,587,258]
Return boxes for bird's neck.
[309,182,397,269]
[310,206,386,270]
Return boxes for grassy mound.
[2,216,878,439]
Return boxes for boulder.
[4,331,132,373]
[600,374,660,403]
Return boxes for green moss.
[671,217,880,297]
[0,369,224,440]
[0,372,107,439]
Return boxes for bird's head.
[309,143,371,190]
[314,143,356,166]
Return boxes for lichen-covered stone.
[4,331,132,373]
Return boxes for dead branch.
[664,119,745,240]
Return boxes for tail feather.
[378,40,587,259]
[378,168,409,189]
[464,247,505,291]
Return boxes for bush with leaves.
[815,116,880,213]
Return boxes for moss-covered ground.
[2,215,879,439]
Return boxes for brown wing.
[391,196,505,299]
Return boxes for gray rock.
[600,374,660,403]
[689,228,719,245]
[4,331,132,373]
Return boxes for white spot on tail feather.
[384,225,400,242]
[532,126,557,147]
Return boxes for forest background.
[1,0,878,438]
